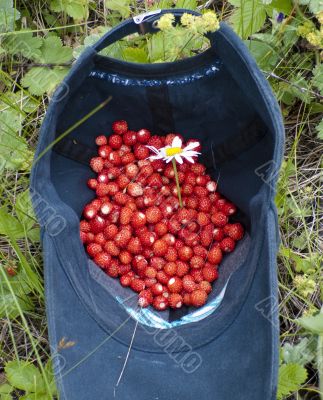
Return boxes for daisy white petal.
[175,154,183,164]
[184,155,195,163]
[172,136,183,148]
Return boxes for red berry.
[168,293,183,309]
[94,252,111,269]
[121,153,135,165]
[104,240,120,256]
[206,181,217,192]
[99,201,113,216]
[127,182,143,197]
[80,220,91,232]
[185,196,199,209]
[194,186,208,197]
[145,266,157,279]
[211,212,228,227]
[198,198,212,213]
[151,282,164,296]
[193,245,207,258]
[191,163,205,175]
[89,215,106,234]
[130,278,145,293]
[191,290,207,307]
[138,289,153,307]
[114,228,132,248]
[167,276,183,293]
[123,130,137,146]
[153,295,168,311]
[134,144,149,160]
[108,134,123,149]
[191,269,204,283]
[196,211,210,226]
[112,120,128,135]
[131,211,147,228]
[116,175,130,189]
[185,172,196,185]
[182,275,197,293]
[178,246,193,261]
[90,157,104,173]
[202,265,218,282]
[154,221,168,237]
[190,255,205,269]
[150,257,166,270]
[136,128,151,144]
[153,240,168,256]
[156,270,170,285]
[119,250,133,265]
[207,246,223,265]
[125,163,139,179]
[220,237,236,253]
[87,243,102,257]
[98,145,112,159]
[95,135,107,146]
[145,206,163,224]
[114,192,129,206]
[120,272,134,287]
[164,247,177,262]
[199,281,212,294]
[147,173,163,188]
[147,135,163,149]
[196,175,208,186]
[94,232,106,246]
[120,207,133,225]
[182,183,194,195]
[164,262,177,276]
[139,231,156,247]
[108,151,122,166]
[127,237,142,254]
[176,261,189,277]
[223,223,244,241]
[213,227,224,242]
[87,178,98,190]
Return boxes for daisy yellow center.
[166,147,183,156]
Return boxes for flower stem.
[172,158,183,208]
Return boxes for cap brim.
[44,205,279,400]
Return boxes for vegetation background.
[0,0,322,399]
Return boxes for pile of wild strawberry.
[80,121,244,311]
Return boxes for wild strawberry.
[147,135,163,149]
[220,237,236,253]
[98,145,112,159]
[135,196,145,209]
[134,144,149,160]
[213,227,224,242]
[151,282,164,296]
[182,275,197,293]
[89,215,106,234]
[140,165,154,180]
[145,277,157,287]
[114,228,132,248]
[94,232,106,246]
[196,175,208,186]
[202,265,218,282]
[108,182,119,196]
[190,255,204,269]
[176,261,189,277]
[185,196,199,210]
[95,135,108,146]
[127,182,143,197]
[161,233,175,246]
[150,257,166,271]
[177,208,192,224]
[121,153,135,165]
[113,192,128,206]
[191,290,207,307]
[123,130,137,146]
[145,266,157,279]
[185,172,196,185]
[147,173,163,188]
[164,164,175,179]
[206,181,217,192]
[94,252,111,269]
[191,269,203,283]
[119,250,133,265]
[80,231,89,243]
[194,186,208,197]
[87,178,98,190]
[145,206,163,224]
[106,261,119,278]
[153,239,168,256]
[130,278,145,293]
[167,276,183,293]
[119,144,131,156]
[164,247,177,262]
[151,159,164,171]
[182,183,194,196]
[120,272,134,287]
[99,201,113,217]
[207,246,223,265]
[186,221,199,232]
[223,223,244,240]
[199,281,212,294]
[91,199,102,210]
[139,231,156,247]
[116,175,130,189]
[198,197,212,212]
[131,211,147,228]
[136,128,151,144]
[164,262,177,276]
[183,232,199,247]
[211,212,228,227]
[103,240,119,256]
[127,237,142,255]
[183,293,191,306]
[108,134,122,150]
[90,157,104,173]
[108,151,122,166]
[156,270,169,285]
[95,183,109,197]
[223,202,237,216]
[168,217,181,234]
[109,207,120,224]
[189,163,204,175]
[124,163,138,179]
[193,245,207,258]
[153,295,168,311]
[178,246,193,261]
[112,120,128,135]
[142,248,153,259]
[138,289,153,308]
[143,188,157,207]
[164,133,177,145]
[96,173,108,184]
[168,293,183,309]
[196,212,210,226]
[87,243,102,257]
[80,220,91,232]
[154,221,168,237]
[120,207,133,225]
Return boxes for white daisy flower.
[146,136,200,164]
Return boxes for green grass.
[0,1,322,399]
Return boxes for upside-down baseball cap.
[31,8,284,400]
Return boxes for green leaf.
[50,0,89,20]
[298,311,323,335]
[15,190,39,241]
[299,0,323,13]
[122,47,148,63]
[0,384,12,395]
[245,39,279,70]
[105,0,131,19]
[0,208,25,239]
[282,338,316,365]
[0,0,20,32]
[312,64,323,96]
[147,32,166,62]
[229,0,267,39]
[277,363,308,400]
[265,0,293,16]
[316,119,323,140]
[3,31,43,59]
[21,66,70,96]
[5,361,45,393]
[174,0,198,8]
[34,36,73,64]
[20,394,52,400]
